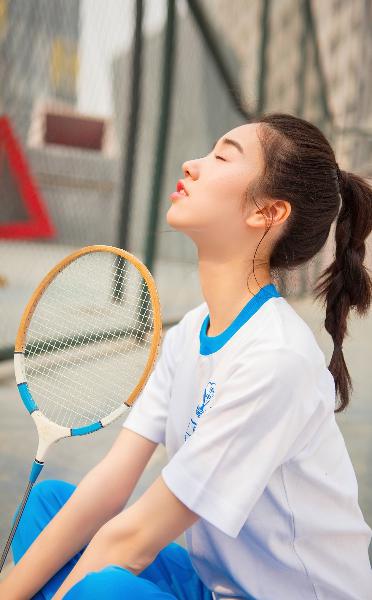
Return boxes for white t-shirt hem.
[123,421,164,445]
[161,459,245,538]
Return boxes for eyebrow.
[210,136,244,155]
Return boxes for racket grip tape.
[29,459,44,484]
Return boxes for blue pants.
[11,479,213,599]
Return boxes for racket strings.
[27,335,149,426]
[26,258,152,348]
[23,252,156,428]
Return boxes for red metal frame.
[0,116,55,239]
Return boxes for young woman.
[3,113,372,599]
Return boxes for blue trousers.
[11,479,213,599]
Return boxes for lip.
[176,180,189,195]
[169,191,187,201]
[169,180,189,201]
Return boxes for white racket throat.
[15,353,132,462]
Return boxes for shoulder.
[231,344,317,384]
[247,295,327,371]
[223,296,328,393]
[226,320,334,415]
[220,346,331,427]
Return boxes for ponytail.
[313,168,372,412]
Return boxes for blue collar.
[199,283,281,356]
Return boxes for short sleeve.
[161,349,326,538]
[123,324,179,445]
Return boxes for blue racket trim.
[18,382,38,413]
[71,422,103,436]
[29,460,44,484]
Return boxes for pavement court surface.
[0,293,371,579]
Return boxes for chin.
[166,207,210,242]
[166,208,188,230]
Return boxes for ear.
[245,199,291,230]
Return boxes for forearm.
[0,459,135,600]
[52,522,148,600]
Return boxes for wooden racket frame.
[15,245,162,408]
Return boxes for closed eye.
[215,155,226,161]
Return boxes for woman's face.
[166,123,265,252]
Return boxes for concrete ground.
[0,293,371,582]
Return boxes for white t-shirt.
[123,283,372,599]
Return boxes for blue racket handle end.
[29,460,44,484]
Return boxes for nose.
[182,159,198,180]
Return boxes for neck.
[198,254,272,337]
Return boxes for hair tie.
[335,163,342,183]
[334,341,343,351]
[334,163,343,211]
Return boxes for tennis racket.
[0,245,162,571]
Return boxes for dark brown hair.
[247,112,372,413]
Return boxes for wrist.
[0,573,27,600]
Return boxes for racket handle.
[0,481,33,572]
[0,460,44,573]
[29,459,44,484]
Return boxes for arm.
[52,474,200,599]
[0,427,158,600]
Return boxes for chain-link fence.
[1,0,372,360]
